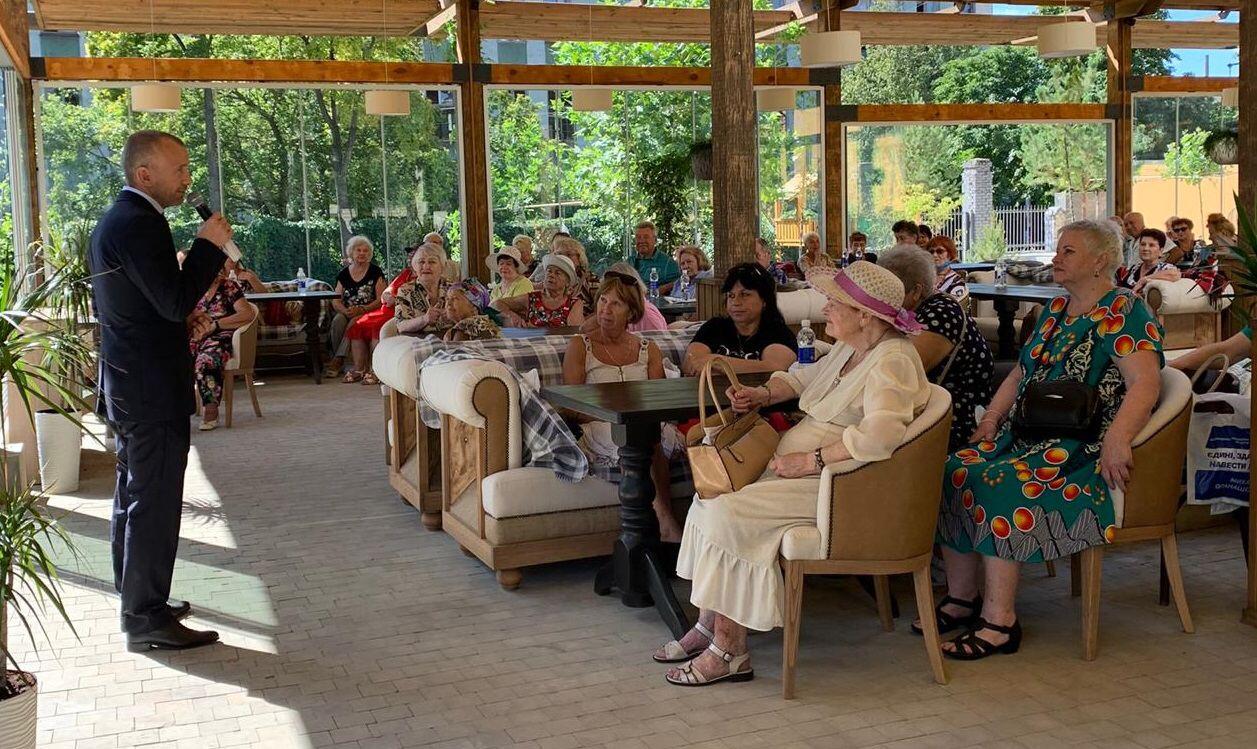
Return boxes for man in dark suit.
[89,130,234,651]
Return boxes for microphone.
[186,194,242,262]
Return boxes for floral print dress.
[394,278,451,335]
[937,288,1164,563]
[191,278,245,407]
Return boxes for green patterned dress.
[938,288,1164,563]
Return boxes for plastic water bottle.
[797,319,816,365]
[648,267,660,300]
[296,267,308,294]
[678,269,691,299]
[994,258,1008,290]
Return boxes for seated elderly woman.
[1115,228,1180,293]
[393,242,453,337]
[551,236,599,308]
[563,271,681,540]
[671,245,714,302]
[656,261,931,686]
[879,245,993,452]
[330,235,386,383]
[796,231,834,276]
[487,246,534,303]
[754,238,790,286]
[927,236,967,300]
[190,259,256,431]
[492,254,586,328]
[1206,212,1238,254]
[582,263,667,332]
[922,220,1164,660]
[442,280,502,342]
[683,263,796,375]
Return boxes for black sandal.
[911,595,982,636]
[942,617,1022,661]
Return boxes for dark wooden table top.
[966,283,1062,304]
[542,371,773,425]
[245,289,339,302]
[655,298,697,316]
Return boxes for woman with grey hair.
[328,235,386,381]
[916,219,1164,660]
[878,245,992,452]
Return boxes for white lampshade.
[1222,86,1239,109]
[1037,22,1097,59]
[571,88,613,111]
[131,84,181,113]
[365,90,411,116]
[757,88,797,112]
[800,30,863,68]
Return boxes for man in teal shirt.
[631,220,680,295]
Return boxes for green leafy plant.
[0,258,92,699]
[971,218,1009,262]
[1223,196,1257,330]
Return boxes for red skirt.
[345,306,395,341]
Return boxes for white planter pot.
[0,674,37,749]
[34,410,81,494]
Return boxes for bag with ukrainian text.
[1186,391,1250,512]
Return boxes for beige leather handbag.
[685,358,781,499]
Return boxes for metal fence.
[995,203,1051,252]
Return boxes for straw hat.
[540,253,578,286]
[806,260,922,334]
[486,245,523,274]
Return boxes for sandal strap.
[951,629,998,657]
[694,621,714,641]
[706,642,735,663]
[973,617,1018,635]
[938,595,980,612]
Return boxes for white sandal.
[665,642,754,687]
[652,621,715,663]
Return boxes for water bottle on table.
[648,267,660,300]
[994,257,1008,290]
[296,267,308,294]
[677,268,691,299]
[796,319,816,365]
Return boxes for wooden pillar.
[21,76,40,244]
[1240,7,1257,629]
[455,0,492,282]
[822,4,845,257]
[709,0,758,276]
[1106,18,1134,217]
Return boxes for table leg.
[994,298,1017,359]
[600,422,690,639]
[303,298,324,384]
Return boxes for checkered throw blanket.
[257,279,334,342]
[413,329,696,483]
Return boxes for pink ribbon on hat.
[834,270,924,334]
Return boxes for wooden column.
[455,0,492,282]
[1106,18,1134,217]
[1240,6,1257,629]
[709,0,758,275]
[822,4,845,257]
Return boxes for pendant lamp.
[800,30,863,68]
[131,84,181,113]
[1037,22,1097,59]
[572,89,613,112]
[365,90,411,117]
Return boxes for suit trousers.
[110,418,191,634]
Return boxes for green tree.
[1164,127,1223,222]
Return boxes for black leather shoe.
[126,621,219,652]
[168,599,192,620]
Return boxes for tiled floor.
[13,375,1257,749]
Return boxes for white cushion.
[778,288,828,325]
[373,336,427,398]
[379,317,400,340]
[1145,278,1231,314]
[481,468,619,519]
[419,359,524,469]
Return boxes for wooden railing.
[774,219,817,247]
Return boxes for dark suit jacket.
[89,190,226,423]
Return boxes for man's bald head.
[1123,212,1145,238]
[121,130,191,208]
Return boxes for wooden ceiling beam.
[480,2,797,43]
[32,56,459,85]
[0,0,31,78]
[849,103,1109,124]
[1134,75,1238,93]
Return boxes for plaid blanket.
[258,279,334,342]
[412,329,696,483]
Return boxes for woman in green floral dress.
[923,220,1165,660]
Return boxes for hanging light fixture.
[799,4,862,68]
[365,0,410,116]
[572,88,613,112]
[132,1,180,112]
[757,88,797,112]
[1037,21,1097,59]
[131,83,182,113]
[1221,86,1239,109]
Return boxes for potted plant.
[0,259,90,749]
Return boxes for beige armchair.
[222,302,262,428]
[780,384,954,697]
[1071,367,1195,660]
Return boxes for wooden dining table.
[967,282,1063,359]
[245,289,339,383]
[654,298,696,321]
[541,373,776,638]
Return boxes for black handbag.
[1011,379,1100,441]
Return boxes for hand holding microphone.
[187,194,241,261]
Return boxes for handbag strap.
[933,322,965,385]
[698,357,744,428]
[1190,353,1230,394]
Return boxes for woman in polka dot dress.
[925,221,1165,661]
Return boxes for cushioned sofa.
[1143,277,1231,349]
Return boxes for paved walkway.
[13,375,1257,749]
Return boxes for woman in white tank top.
[561,271,680,541]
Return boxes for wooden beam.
[32,56,460,84]
[456,0,492,283]
[485,64,819,87]
[1108,19,1134,216]
[0,0,31,79]
[422,3,458,37]
[709,0,757,275]
[822,5,844,258]
[1135,75,1238,94]
[994,0,1237,8]
[481,1,795,44]
[847,103,1109,123]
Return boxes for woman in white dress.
[656,261,932,686]
[562,270,681,541]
